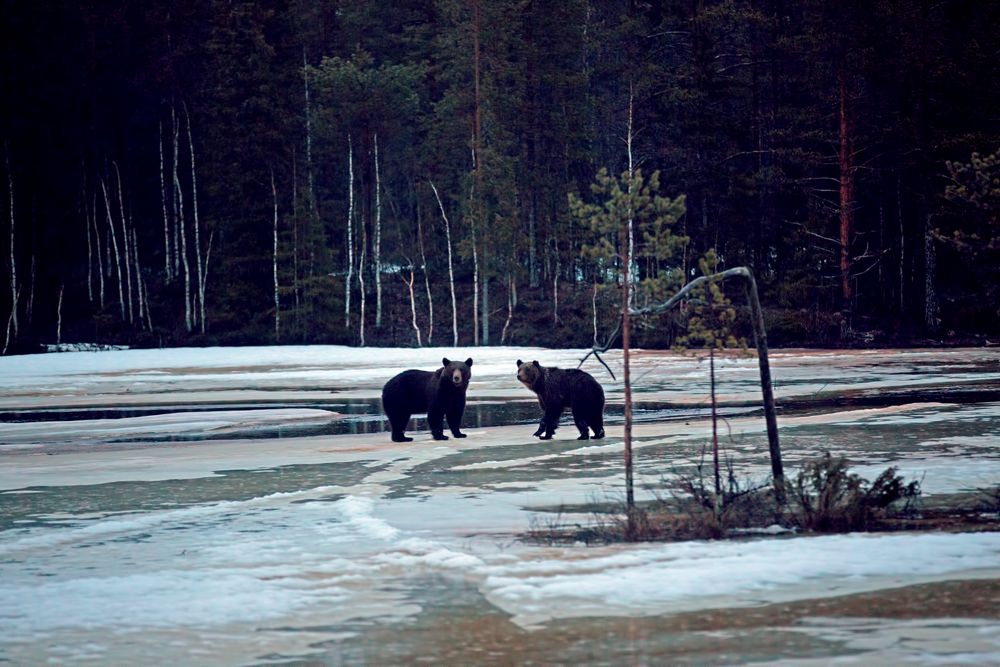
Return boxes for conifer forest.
[1,0,998,352]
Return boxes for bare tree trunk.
[472,0,484,345]
[528,198,539,288]
[472,215,480,345]
[429,180,458,346]
[291,153,300,326]
[924,213,939,332]
[100,176,126,321]
[838,68,855,319]
[358,214,367,347]
[56,284,64,344]
[132,226,146,330]
[174,163,191,332]
[112,162,133,324]
[552,239,560,324]
[271,167,280,341]
[501,272,516,344]
[417,200,434,345]
[6,155,16,342]
[27,254,35,326]
[92,191,104,309]
[592,278,599,345]
[159,117,172,281]
[710,346,721,512]
[171,103,181,280]
[626,82,637,308]
[403,266,421,346]
[345,134,354,328]
[183,102,205,333]
[3,288,19,355]
[482,272,490,345]
[374,132,383,329]
[620,222,635,539]
[303,49,317,209]
[85,188,93,302]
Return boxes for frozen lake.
[2,345,1000,664]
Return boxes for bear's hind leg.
[571,409,590,440]
[389,412,413,442]
[590,411,605,439]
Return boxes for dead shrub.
[788,453,921,532]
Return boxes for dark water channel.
[4,381,1000,446]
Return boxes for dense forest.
[1,0,998,352]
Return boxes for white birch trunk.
[429,180,458,346]
[112,162,134,323]
[471,217,479,345]
[553,238,560,324]
[403,267,421,346]
[6,158,16,340]
[345,134,354,327]
[183,102,205,333]
[85,187,93,302]
[27,254,34,326]
[173,137,192,333]
[272,168,280,341]
[172,104,181,279]
[2,288,18,355]
[358,225,366,347]
[159,117,172,281]
[93,191,104,309]
[56,284,64,344]
[500,273,515,344]
[374,132,382,328]
[417,202,433,345]
[100,177,126,321]
[626,83,637,308]
[592,279,599,345]
[131,226,146,329]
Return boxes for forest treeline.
[1,0,998,353]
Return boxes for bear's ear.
[516,359,523,367]
[533,360,541,367]
[465,357,473,367]
[442,357,451,367]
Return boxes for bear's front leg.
[446,404,467,438]
[428,407,449,440]
[532,419,546,437]
[538,406,562,440]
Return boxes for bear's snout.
[452,371,463,385]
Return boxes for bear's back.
[382,368,438,413]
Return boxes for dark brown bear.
[516,360,605,440]
[382,358,473,442]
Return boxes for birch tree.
[183,102,206,333]
[345,133,354,327]
[100,176,126,321]
[272,168,280,340]
[430,180,458,346]
[4,152,16,351]
[374,132,383,328]
[417,199,433,345]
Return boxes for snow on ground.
[1,345,999,664]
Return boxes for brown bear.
[516,359,605,440]
[382,358,473,442]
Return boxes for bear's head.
[442,357,473,388]
[516,359,543,388]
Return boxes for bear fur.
[516,359,605,440]
[382,357,473,442]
